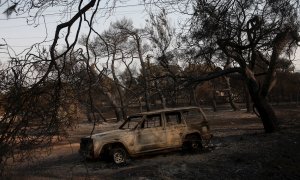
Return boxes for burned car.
[79,106,212,164]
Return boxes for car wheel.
[111,147,127,165]
[185,135,202,152]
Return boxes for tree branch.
[35,0,97,86]
[185,67,243,86]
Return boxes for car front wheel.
[111,147,127,164]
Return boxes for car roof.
[129,106,201,117]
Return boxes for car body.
[79,106,212,164]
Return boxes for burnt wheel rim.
[113,151,125,164]
[191,141,199,149]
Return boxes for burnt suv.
[79,106,212,164]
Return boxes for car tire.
[184,134,202,152]
[111,147,127,165]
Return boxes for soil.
[4,105,300,180]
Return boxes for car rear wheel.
[111,147,127,165]
[184,134,202,152]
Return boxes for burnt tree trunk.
[223,59,239,111]
[111,53,127,120]
[244,83,252,113]
[248,88,278,133]
[136,35,151,111]
[224,76,239,111]
[106,93,123,122]
[245,68,278,133]
[154,81,167,109]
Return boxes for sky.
[0,1,150,57]
[0,0,299,71]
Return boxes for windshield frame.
[119,115,144,130]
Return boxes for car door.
[165,111,186,148]
[134,113,167,153]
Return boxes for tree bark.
[89,64,123,122]
[248,88,278,133]
[155,81,167,109]
[136,35,151,111]
[245,68,278,133]
[111,52,127,120]
[101,91,123,122]
[244,83,252,113]
[224,76,239,111]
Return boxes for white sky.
[0,0,299,71]
[0,1,148,56]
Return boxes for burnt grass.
[5,105,300,180]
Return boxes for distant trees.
[145,9,178,108]
[270,72,300,104]
[269,58,298,104]
[184,0,300,132]
[143,0,300,132]
[81,18,150,120]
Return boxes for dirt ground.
[4,105,300,180]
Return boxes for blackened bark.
[111,53,127,120]
[244,83,252,113]
[136,35,151,111]
[155,81,167,109]
[246,69,278,133]
[224,76,239,111]
[249,89,278,133]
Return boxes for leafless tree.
[189,0,300,132]
[110,18,153,111]
[0,0,123,174]
[145,9,180,108]
[82,18,152,120]
[145,0,300,132]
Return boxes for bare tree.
[145,9,178,108]
[0,0,122,173]
[183,0,300,133]
[143,0,300,133]
[83,18,152,119]
[111,18,153,111]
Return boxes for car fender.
[181,130,202,142]
[93,136,133,157]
